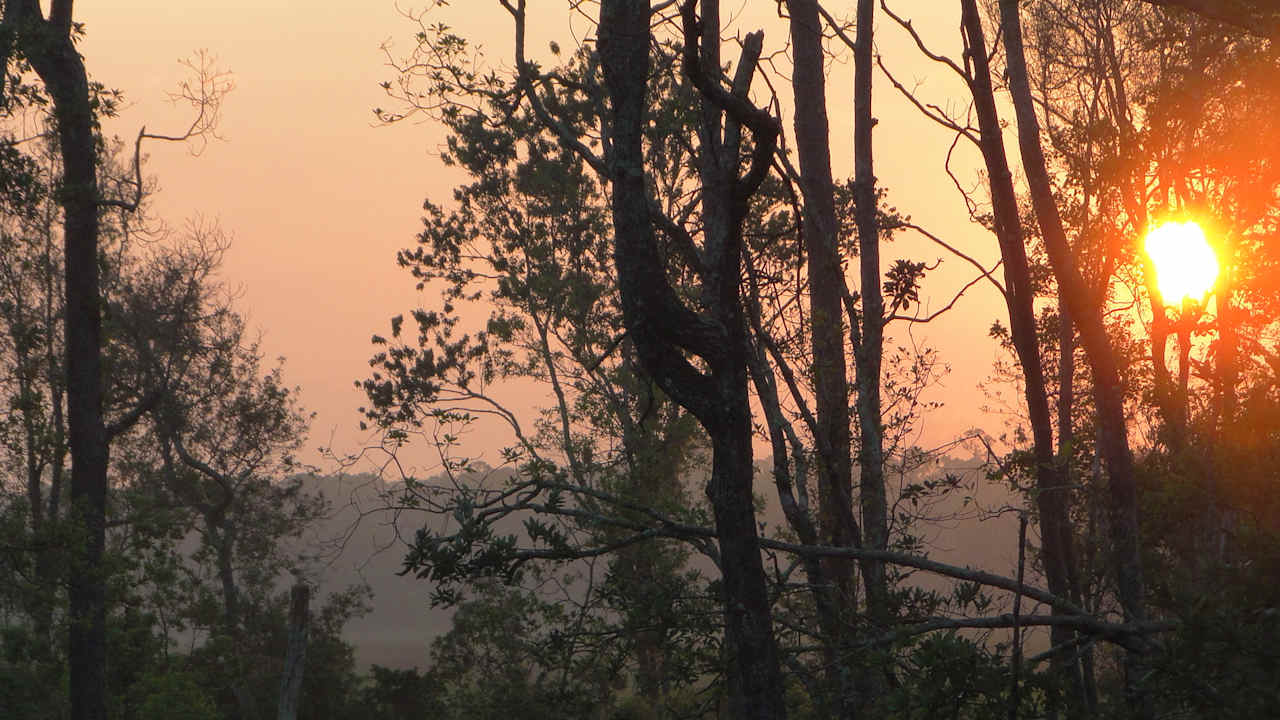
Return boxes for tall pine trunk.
[852,0,891,643]
[785,1,861,715]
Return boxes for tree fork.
[599,1,787,716]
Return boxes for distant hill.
[299,451,1024,670]
[299,472,456,670]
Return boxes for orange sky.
[78,1,1013,474]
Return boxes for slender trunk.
[44,173,67,526]
[1216,256,1238,428]
[1057,298,1074,462]
[747,311,847,718]
[1009,514,1027,720]
[1098,14,1182,446]
[213,519,256,720]
[786,1,859,715]
[852,0,889,631]
[996,2,1149,715]
[17,338,57,645]
[1208,247,1237,567]
[1177,320,1192,417]
[1058,298,1098,713]
[959,2,1082,711]
[1143,263,1182,443]
[215,524,242,633]
[615,378,676,706]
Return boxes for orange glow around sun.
[1144,220,1219,304]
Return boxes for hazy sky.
[78,1,1012,475]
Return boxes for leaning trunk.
[996,1,1149,715]
[959,1,1083,710]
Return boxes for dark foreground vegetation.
[3,1,1280,718]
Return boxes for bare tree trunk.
[959,2,1083,712]
[852,0,890,643]
[277,583,310,720]
[996,2,1150,716]
[785,1,860,715]
[598,1,786,716]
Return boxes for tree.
[1139,0,1280,35]
[0,9,228,717]
[427,581,604,719]
[598,3,786,715]
[0,120,68,649]
[365,31,726,716]
[359,665,445,720]
[153,334,320,719]
[956,0,1086,709]
[368,0,1188,714]
[0,108,345,720]
[975,2,1152,713]
[0,8,114,713]
[1017,3,1280,715]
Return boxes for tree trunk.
[7,8,111,719]
[959,1,1084,711]
[852,0,890,639]
[598,1,786,716]
[211,519,258,720]
[277,583,310,720]
[996,2,1150,715]
[785,1,860,715]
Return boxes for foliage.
[0,72,363,719]
[129,671,219,720]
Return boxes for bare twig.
[100,51,234,212]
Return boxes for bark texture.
[852,0,890,636]
[598,1,786,716]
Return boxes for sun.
[1144,220,1219,304]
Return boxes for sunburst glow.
[1144,220,1219,304]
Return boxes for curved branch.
[899,220,1007,296]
